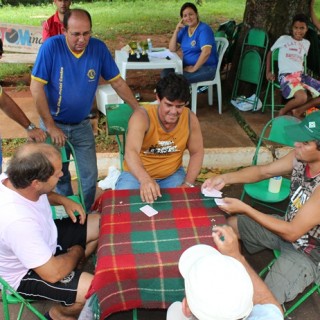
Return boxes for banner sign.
[0,23,42,53]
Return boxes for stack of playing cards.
[202,188,226,206]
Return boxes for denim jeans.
[115,166,186,190]
[40,119,97,212]
[161,65,217,84]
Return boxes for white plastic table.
[115,49,183,79]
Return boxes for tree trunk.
[228,0,312,92]
[243,0,310,46]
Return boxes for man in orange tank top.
[115,73,204,203]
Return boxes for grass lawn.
[0,0,246,79]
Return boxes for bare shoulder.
[189,109,201,127]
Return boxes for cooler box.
[96,84,123,115]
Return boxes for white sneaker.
[98,166,121,190]
[247,94,262,111]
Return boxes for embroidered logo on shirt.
[191,40,196,47]
[87,69,96,80]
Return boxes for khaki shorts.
[237,215,318,304]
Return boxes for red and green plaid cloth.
[87,187,226,319]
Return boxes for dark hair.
[292,13,308,27]
[315,140,320,151]
[6,143,60,189]
[156,73,190,103]
[180,2,198,18]
[63,8,92,29]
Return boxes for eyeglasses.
[68,30,92,39]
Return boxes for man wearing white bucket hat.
[167,225,283,320]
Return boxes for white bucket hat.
[178,244,254,320]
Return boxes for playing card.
[202,187,222,198]
[215,198,227,206]
[140,205,158,217]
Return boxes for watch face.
[27,123,36,130]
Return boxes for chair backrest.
[106,103,134,170]
[215,30,227,38]
[252,115,300,164]
[214,37,229,75]
[106,103,133,135]
[245,28,269,48]
[0,276,46,320]
[238,49,262,84]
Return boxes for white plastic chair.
[191,37,229,114]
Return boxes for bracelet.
[184,181,195,188]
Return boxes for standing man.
[0,143,100,319]
[0,85,46,172]
[31,9,139,212]
[202,112,320,305]
[115,73,204,203]
[42,0,72,41]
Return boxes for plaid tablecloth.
[87,187,226,319]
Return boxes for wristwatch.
[184,181,195,188]
[26,123,37,131]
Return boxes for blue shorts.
[115,166,186,190]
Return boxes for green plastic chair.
[262,48,307,118]
[214,30,227,38]
[259,250,320,318]
[241,115,300,213]
[46,137,86,217]
[105,103,133,171]
[0,276,46,320]
[231,28,269,111]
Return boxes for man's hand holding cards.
[202,187,227,206]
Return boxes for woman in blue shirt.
[166,2,218,83]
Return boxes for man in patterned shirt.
[203,112,320,305]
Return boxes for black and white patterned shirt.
[286,158,320,264]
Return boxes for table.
[87,187,226,319]
[115,50,183,79]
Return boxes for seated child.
[266,13,320,117]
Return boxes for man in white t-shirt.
[0,143,100,320]
[167,226,283,320]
